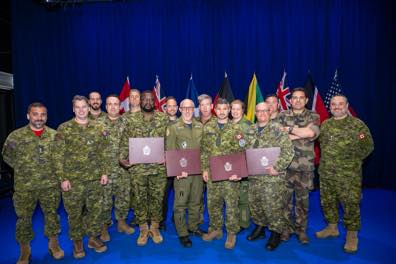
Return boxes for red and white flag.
[276,70,291,110]
[152,75,167,112]
[118,76,131,114]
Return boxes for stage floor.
[0,189,395,264]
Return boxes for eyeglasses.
[255,109,270,114]
[180,107,195,112]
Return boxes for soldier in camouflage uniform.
[121,88,141,227]
[200,98,246,249]
[265,94,281,123]
[2,102,64,264]
[278,88,320,244]
[119,90,168,246]
[231,99,252,230]
[55,95,109,258]
[245,102,294,251]
[316,95,374,253]
[166,99,205,248]
[161,96,179,230]
[88,91,106,120]
[98,95,134,242]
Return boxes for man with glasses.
[166,99,205,247]
[278,88,320,244]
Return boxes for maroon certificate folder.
[129,137,164,164]
[209,152,248,182]
[165,149,201,177]
[245,147,281,176]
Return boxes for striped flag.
[276,70,291,110]
[152,75,167,112]
[244,73,264,123]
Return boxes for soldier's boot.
[137,223,149,246]
[17,243,31,264]
[88,236,107,253]
[265,232,281,251]
[280,231,290,241]
[315,223,339,239]
[296,231,310,245]
[344,231,358,253]
[202,229,223,241]
[48,236,64,260]
[100,224,111,242]
[149,222,164,244]
[117,219,135,235]
[72,239,85,259]
[247,225,266,241]
[224,233,237,249]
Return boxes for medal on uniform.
[181,141,187,149]
[143,145,151,156]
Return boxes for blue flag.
[185,74,200,117]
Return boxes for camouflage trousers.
[13,187,61,243]
[62,180,103,240]
[132,172,167,224]
[284,170,314,234]
[207,180,240,233]
[319,175,362,231]
[102,171,131,224]
[239,179,250,229]
[173,175,204,237]
[249,177,287,234]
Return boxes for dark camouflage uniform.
[200,118,245,234]
[246,122,294,233]
[2,126,61,243]
[235,117,252,229]
[278,109,320,234]
[119,111,168,225]
[54,119,110,240]
[166,118,203,237]
[318,116,373,231]
[98,115,130,224]
[88,111,106,120]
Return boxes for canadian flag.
[118,76,131,114]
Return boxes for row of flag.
[118,70,356,123]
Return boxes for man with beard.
[119,91,168,246]
[88,91,106,120]
[55,95,109,258]
[200,98,245,249]
[99,95,135,242]
[160,96,179,230]
[265,94,281,122]
[2,102,64,263]
[316,95,373,253]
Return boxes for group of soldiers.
[2,87,374,264]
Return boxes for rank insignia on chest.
[181,141,187,149]
[216,137,221,146]
[239,139,246,147]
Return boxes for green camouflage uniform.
[246,122,294,233]
[278,109,320,234]
[2,126,61,243]
[318,116,373,231]
[88,111,106,120]
[200,118,245,234]
[119,111,168,225]
[235,117,252,229]
[98,115,130,224]
[166,118,204,237]
[54,119,110,240]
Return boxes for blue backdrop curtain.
[11,0,396,189]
